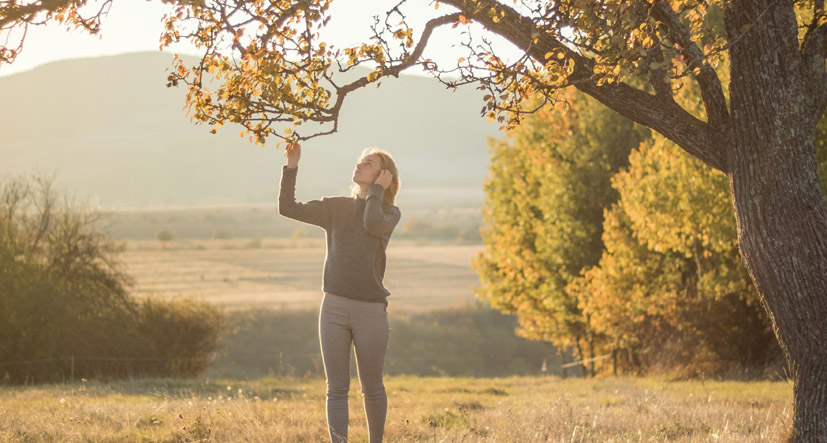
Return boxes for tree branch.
[649,1,730,133]
[1,0,110,66]
[643,43,674,102]
[440,0,727,172]
[0,2,55,29]
[327,12,461,124]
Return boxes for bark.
[725,1,827,440]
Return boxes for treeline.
[395,219,482,243]
[476,78,827,377]
[211,303,561,379]
[0,176,226,384]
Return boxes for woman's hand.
[374,169,393,189]
[286,143,301,169]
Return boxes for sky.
[0,0,517,78]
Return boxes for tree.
[579,134,782,377]
[0,175,227,382]
[575,64,786,377]
[212,228,233,239]
[3,0,827,436]
[477,85,785,377]
[474,89,645,376]
[155,229,176,250]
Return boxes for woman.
[278,144,401,443]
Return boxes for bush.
[212,228,233,239]
[0,175,227,384]
[155,229,176,250]
[136,297,227,378]
[156,229,176,242]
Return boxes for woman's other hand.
[374,169,392,189]
[286,143,301,169]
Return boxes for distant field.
[104,203,484,241]
[121,239,482,312]
[0,376,792,442]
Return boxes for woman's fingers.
[375,170,392,188]
[286,143,301,167]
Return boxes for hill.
[0,52,498,208]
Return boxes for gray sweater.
[278,166,401,303]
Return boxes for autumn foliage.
[473,87,815,377]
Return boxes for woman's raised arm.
[278,145,331,229]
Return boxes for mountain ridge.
[0,52,498,208]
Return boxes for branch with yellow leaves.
[163,0,461,147]
[0,0,112,67]
[438,0,726,171]
[647,1,729,134]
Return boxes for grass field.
[42,238,792,442]
[121,239,482,312]
[0,376,792,442]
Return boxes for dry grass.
[73,241,793,441]
[0,376,791,442]
[120,240,483,312]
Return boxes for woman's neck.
[357,184,370,199]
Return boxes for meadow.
[3,218,794,442]
[120,239,483,312]
[116,238,562,380]
[0,376,792,442]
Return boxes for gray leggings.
[319,293,389,443]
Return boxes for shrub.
[0,175,226,384]
[155,229,176,250]
[136,297,228,378]
[212,228,233,239]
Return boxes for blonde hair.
[350,148,400,206]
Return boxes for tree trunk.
[726,2,827,439]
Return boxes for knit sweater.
[278,166,401,303]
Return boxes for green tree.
[156,229,176,250]
[577,135,781,376]
[212,228,233,239]
[477,86,781,377]
[0,175,225,383]
[3,0,827,434]
[474,90,645,375]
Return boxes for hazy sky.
[0,0,520,78]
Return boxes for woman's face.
[353,153,382,185]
